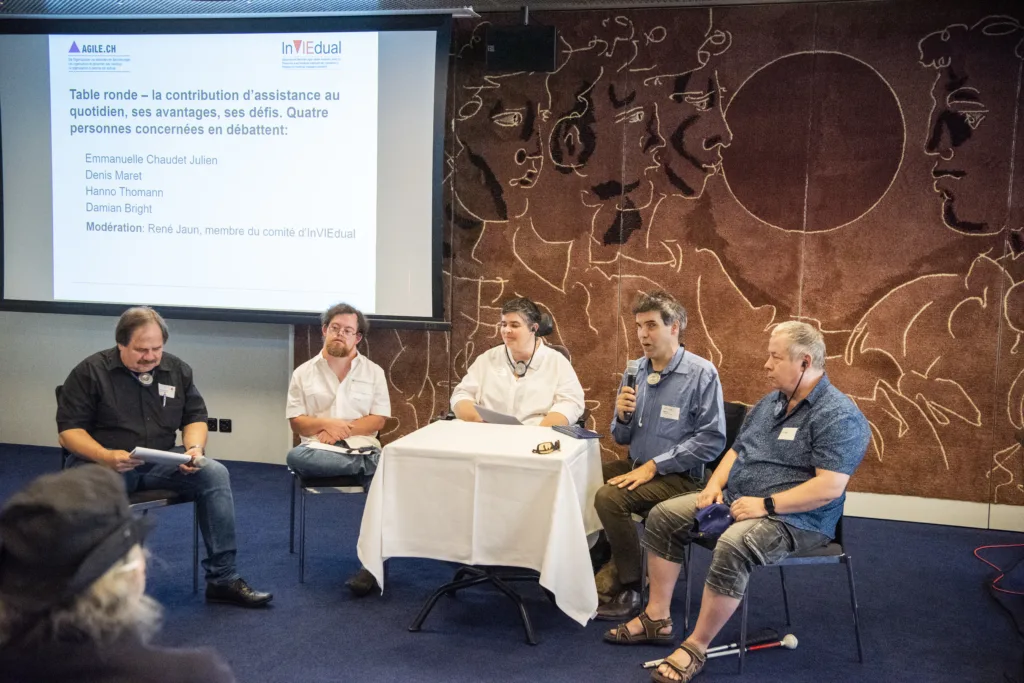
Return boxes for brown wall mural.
[299,0,1024,507]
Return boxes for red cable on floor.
[975,544,1024,596]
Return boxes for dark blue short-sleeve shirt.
[724,375,870,538]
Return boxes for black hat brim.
[0,514,153,612]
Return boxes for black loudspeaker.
[486,25,557,73]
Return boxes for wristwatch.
[763,496,776,515]
[186,445,205,456]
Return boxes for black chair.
[685,515,864,672]
[700,401,749,481]
[635,401,749,607]
[287,417,398,583]
[288,469,367,583]
[546,344,591,428]
[55,386,200,593]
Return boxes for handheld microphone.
[623,359,641,422]
[189,455,208,468]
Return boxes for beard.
[326,340,351,358]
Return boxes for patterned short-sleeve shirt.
[725,375,870,539]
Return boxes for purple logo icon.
[69,42,80,53]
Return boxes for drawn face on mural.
[453,73,544,223]
[637,16,733,202]
[548,71,665,245]
[920,17,1024,235]
[587,81,665,245]
[656,67,733,198]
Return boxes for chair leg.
[289,475,296,554]
[641,545,649,605]
[192,502,199,594]
[779,566,791,627]
[299,487,307,583]
[739,590,749,674]
[684,544,693,633]
[845,556,865,662]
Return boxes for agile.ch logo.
[280,39,342,56]
[69,41,117,54]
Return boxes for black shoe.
[595,588,642,621]
[345,567,379,597]
[205,578,273,608]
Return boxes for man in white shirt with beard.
[286,302,391,596]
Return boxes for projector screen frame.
[0,13,452,331]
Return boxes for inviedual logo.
[281,39,342,55]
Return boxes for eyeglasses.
[532,440,561,455]
[326,325,359,338]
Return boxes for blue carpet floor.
[2,444,1022,683]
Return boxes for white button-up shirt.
[450,343,585,426]
[286,351,391,445]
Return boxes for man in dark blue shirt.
[594,291,725,621]
[603,322,869,683]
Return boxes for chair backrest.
[542,344,590,426]
[706,401,748,474]
[55,385,68,470]
[547,344,571,362]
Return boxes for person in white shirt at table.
[451,297,585,427]
[285,302,391,597]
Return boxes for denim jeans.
[642,492,830,599]
[285,443,380,479]
[70,451,240,585]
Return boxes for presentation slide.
[51,33,378,311]
[1,21,445,323]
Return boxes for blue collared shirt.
[724,374,870,538]
[610,347,726,476]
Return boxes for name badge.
[778,427,798,441]
[660,405,680,420]
[158,384,176,399]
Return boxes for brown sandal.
[650,641,707,683]
[602,611,675,645]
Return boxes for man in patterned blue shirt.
[594,291,726,621]
[604,321,870,683]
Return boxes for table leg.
[409,573,492,632]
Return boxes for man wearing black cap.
[56,306,272,608]
[0,466,236,682]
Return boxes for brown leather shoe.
[205,578,273,608]
[595,588,642,621]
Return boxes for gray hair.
[115,307,168,346]
[0,545,162,648]
[632,290,688,332]
[772,321,826,371]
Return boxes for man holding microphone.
[593,291,726,621]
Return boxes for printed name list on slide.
[49,34,379,312]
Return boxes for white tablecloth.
[356,420,604,626]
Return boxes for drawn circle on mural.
[1006,281,1024,333]
[721,52,904,233]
